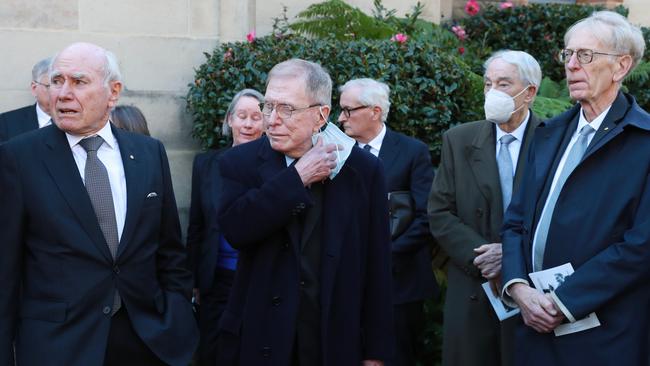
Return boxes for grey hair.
[339,78,391,122]
[266,58,332,106]
[32,57,52,81]
[565,11,645,72]
[484,50,542,101]
[222,88,265,137]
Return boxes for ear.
[523,85,537,104]
[613,55,633,83]
[316,105,330,129]
[372,106,383,122]
[30,82,38,97]
[107,80,122,108]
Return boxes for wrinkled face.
[31,74,52,115]
[228,96,264,146]
[338,86,377,141]
[49,44,121,136]
[484,58,532,124]
[264,76,327,158]
[565,28,620,106]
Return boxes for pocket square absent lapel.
[146,192,158,198]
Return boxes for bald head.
[49,42,123,136]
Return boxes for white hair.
[484,50,542,91]
[267,58,332,106]
[565,10,645,72]
[339,78,391,122]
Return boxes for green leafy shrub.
[187,35,483,164]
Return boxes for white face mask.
[311,121,356,180]
[484,86,529,124]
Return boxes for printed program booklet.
[529,263,601,336]
[481,281,520,321]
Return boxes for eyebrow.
[484,77,514,83]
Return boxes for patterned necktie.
[79,136,121,314]
[533,124,595,271]
[497,134,516,212]
[363,144,372,152]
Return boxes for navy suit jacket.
[502,93,650,365]
[0,124,198,366]
[379,128,437,304]
[187,148,228,291]
[0,104,39,143]
[216,136,394,365]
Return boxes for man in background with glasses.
[501,11,650,365]
[339,78,437,366]
[0,57,52,143]
[215,59,393,366]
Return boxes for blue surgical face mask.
[311,121,356,180]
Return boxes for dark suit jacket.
[502,93,650,365]
[0,104,39,143]
[379,128,437,304]
[187,148,228,291]
[215,136,394,365]
[0,124,198,366]
[428,113,539,366]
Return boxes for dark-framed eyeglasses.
[341,105,370,118]
[32,80,50,88]
[558,48,624,65]
[259,102,321,119]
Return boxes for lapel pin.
[129,155,135,160]
[604,127,609,131]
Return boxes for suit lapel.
[42,126,113,262]
[378,128,398,170]
[113,126,146,257]
[300,182,323,250]
[466,121,503,212]
[583,92,629,160]
[513,113,541,188]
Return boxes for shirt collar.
[35,103,51,128]
[66,121,117,150]
[495,109,530,142]
[578,105,611,134]
[364,123,387,151]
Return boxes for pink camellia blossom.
[464,0,480,16]
[451,25,467,41]
[246,30,256,43]
[223,48,233,61]
[390,33,409,43]
[499,1,513,10]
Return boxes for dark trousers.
[104,307,167,366]
[197,267,235,366]
[393,300,425,366]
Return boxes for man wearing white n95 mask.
[428,50,542,366]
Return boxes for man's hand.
[509,283,564,333]
[294,137,338,186]
[473,243,502,279]
[362,360,384,366]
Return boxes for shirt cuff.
[549,291,576,323]
[501,278,529,309]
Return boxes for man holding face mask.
[428,50,542,366]
[215,58,393,366]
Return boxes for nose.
[566,52,581,70]
[337,111,346,123]
[265,110,281,128]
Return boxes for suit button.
[297,202,306,209]
[272,296,282,306]
[476,208,484,217]
[103,306,111,315]
[113,265,120,274]
[283,242,289,249]
[300,280,306,287]
[261,346,271,357]
[469,294,478,301]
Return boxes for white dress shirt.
[35,103,52,129]
[495,110,530,176]
[66,122,127,241]
[358,123,386,157]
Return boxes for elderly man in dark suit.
[501,11,650,365]
[0,42,198,366]
[428,50,542,366]
[216,58,393,366]
[0,57,53,143]
[338,77,437,366]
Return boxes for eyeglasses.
[340,105,370,118]
[558,48,624,65]
[33,81,50,88]
[259,102,321,119]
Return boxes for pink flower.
[464,0,480,16]
[223,48,233,61]
[458,46,466,55]
[246,30,256,43]
[499,1,513,10]
[390,33,408,44]
[451,25,467,41]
